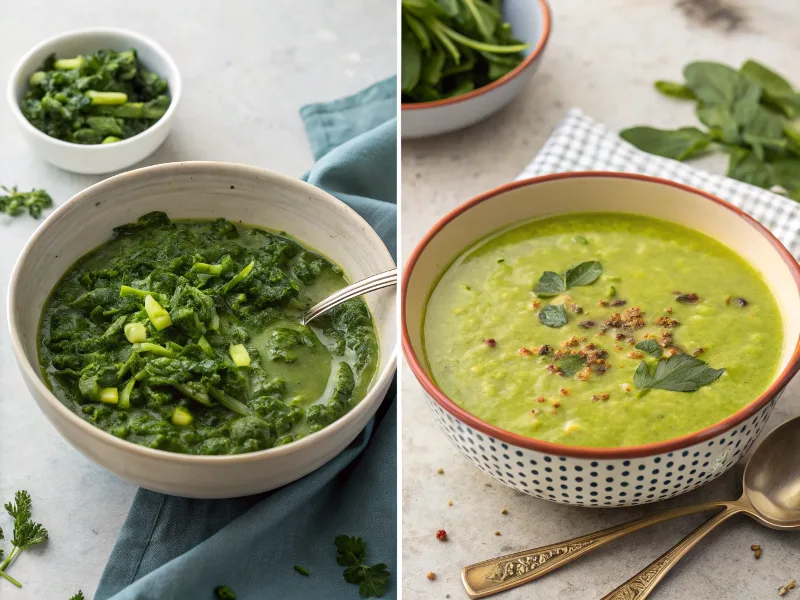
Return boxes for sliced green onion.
[85,90,128,105]
[124,322,147,343]
[171,406,193,426]
[229,344,251,367]
[100,387,118,404]
[144,294,172,330]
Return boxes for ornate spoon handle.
[600,504,744,600]
[461,502,727,599]
[301,268,397,325]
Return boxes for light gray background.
[0,1,395,598]
[401,1,800,599]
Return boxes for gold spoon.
[462,415,800,599]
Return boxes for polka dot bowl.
[402,172,800,506]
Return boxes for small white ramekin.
[6,27,181,175]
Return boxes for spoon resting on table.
[462,415,800,599]
[301,268,397,326]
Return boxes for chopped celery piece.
[54,56,83,70]
[102,136,121,144]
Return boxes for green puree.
[424,213,783,447]
[38,212,379,455]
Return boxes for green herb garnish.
[534,261,603,297]
[634,354,724,392]
[401,0,529,103]
[294,565,310,576]
[557,354,586,377]
[215,585,236,599]
[634,339,663,359]
[22,49,170,144]
[0,186,53,219]
[335,535,390,598]
[538,304,568,328]
[0,491,48,588]
[621,59,800,198]
[69,593,85,600]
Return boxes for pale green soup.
[423,213,783,447]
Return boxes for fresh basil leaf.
[539,304,567,328]
[558,354,586,377]
[620,126,712,161]
[684,61,761,107]
[635,339,663,359]
[655,80,696,100]
[634,354,725,392]
[696,104,739,145]
[533,271,566,297]
[565,261,603,288]
[401,29,423,93]
[727,147,773,189]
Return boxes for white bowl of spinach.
[7,162,397,498]
[6,28,180,174]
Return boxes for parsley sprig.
[0,491,49,588]
[69,592,86,600]
[335,535,391,598]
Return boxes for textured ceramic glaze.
[6,28,181,174]
[403,172,800,506]
[8,161,397,498]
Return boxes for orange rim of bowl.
[401,0,552,111]
[401,171,800,459]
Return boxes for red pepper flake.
[559,388,569,396]
[665,307,673,314]
[484,338,497,347]
[693,348,706,356]
[532,300,542,310]
[519,347,532,356]
[599,300,610,307]
[536,396,546,403]
[628,350,644,359]
[436,529,447,541]
[578,320,596,329]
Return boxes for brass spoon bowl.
[462,415,800,599]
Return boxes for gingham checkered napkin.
[516,108,800,257]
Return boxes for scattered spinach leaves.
[621,59,800,199]
[634,339,663,359]
[401,0,529,102]
[538,304,568,328]
[0,186,52,219]
[335,535,390,598]
[633,354,724,392]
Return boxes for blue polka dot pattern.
[425,393,777,506]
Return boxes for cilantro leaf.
[538,304,568,328]
[5,491,32,526]
[557,354,586,377]
[335,536,390,598]
[635,339,663,359]
[564,261,603,288]
[0,489,48,587]
[335,535,367,566]
[533,271,565,297]
[69,592,86,600]
[634,354,724,392]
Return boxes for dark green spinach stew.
[38,212,379,455]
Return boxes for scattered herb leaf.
[538,304,568,328]
[69,593,85,600]
[633,354,724,392]
[533,271,565,297]
[294,565,310,577]
[215,585,236,600]
[557,354,586,377]
[619,126,712,161]
[634,339,663,359]
[655,80,696,100]
[564,261,603,288]
[335,535,390,598]
[0,186,53,219]
[0,490,48,588]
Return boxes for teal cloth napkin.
[95,77,397,600]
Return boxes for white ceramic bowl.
[7,28,181,175]
[403,172,800,507]
[401,0,551,139]
[8,162,397,498]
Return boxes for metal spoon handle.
[461,501,728,599]
[600,503,744,600]
[302,268,397,325]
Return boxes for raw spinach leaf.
[619,126,712,161]
[634,339,663,359]
[558,354,586,377]
[727,147,774,189]
[655,80,696,100]
[696,104,739,144]
[401,29,423,93]
[533,271,565,297]
[740,60,794,104]
[771,157,800,194]
[683,61,761,107]
[633,354,724,392]
[538,304,567,328]
[564,261,603,288]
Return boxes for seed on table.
[426,571,436,581]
